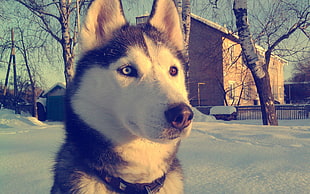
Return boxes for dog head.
[71,0,193,144]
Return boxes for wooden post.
[3,29,15,109]
[2,52,12,109]
[2,29,19,114]
[3,52,12,97]
[11,29,19,114]
[19,27,38,118]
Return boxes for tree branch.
[14,0,62,43]
[265,19,309,66]
[15,0,60,21]
[233,0,264,78]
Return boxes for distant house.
[188,14,286,106]
[136,14,286,106]
[284,82,310,104]
[37,82,66,121]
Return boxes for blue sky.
[0,0,308,89]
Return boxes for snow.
[193,107,217,122]
[0,108,309,193]
[210,106,237,115]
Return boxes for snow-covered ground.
[0,108,309,194]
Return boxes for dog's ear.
[80,0,127,52]
[148,0,184,50]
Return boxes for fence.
[196,105,310,120]
[236,105,310,120]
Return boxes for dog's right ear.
[80,0,127,53]
[148,0,184,51]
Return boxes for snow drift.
[0,109,309,193]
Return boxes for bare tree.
[174,0,191,79]
[1,2,55,116]
[13,0,91,85]
[18,27,38,118]
[0,26,44,116]
[251,1,310,65]
[287,57,310,104]
[233,0,278,125]
[233,0,309,125]
[291,57,310,82]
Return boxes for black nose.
[165,103,194,130]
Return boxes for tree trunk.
[19,28,38,118]
[233,0,278,125]
[174,0,191,84]
[182,0,191,77]
[9,29,20,114]
[251,67,277,125]
[62,42,75,85]
[13,0,91,87]
[174,0,182,20]
[60,0,75,85]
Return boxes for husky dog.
[51,0,193,193]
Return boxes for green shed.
[38,82,66,121]
[46,95,65,121]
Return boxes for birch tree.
[233,0,309,125]
[233,0,278,125]
[174,0,191,80]
[13,0,91,85]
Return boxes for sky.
[121,0,308,81]
[0,0,309,89]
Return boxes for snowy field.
[0,108,309,194]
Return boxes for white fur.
[65,0,191,193]
[72,44,191,145]
[71,41,191,193]
[113,138,178,183]
[75,167,184,194]
[80,0,127,52]
[148,0,184,51]
[74,172,111,194]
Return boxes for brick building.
[136,14,286,106]
[189,14,286,106]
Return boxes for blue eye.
[118,66,138,77]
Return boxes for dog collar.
[98,171,166,194]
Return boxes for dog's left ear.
[80,0,127,53]
[148,0,184,51]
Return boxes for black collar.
[98,170,166,194]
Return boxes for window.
[243,84,251,100]
[136,16,149,25]
[228,81,236,99]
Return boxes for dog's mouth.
[125,103,193,141]
[158,125,192,140]
[126,119,192,142]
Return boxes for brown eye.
[169,66,178,76]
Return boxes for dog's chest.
[113,139,178,183]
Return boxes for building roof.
[136,13,232,36]
[285,81,310,85]
[42,82,66,97]
[135,13,286,64]
[191,14,287,64]
[191,14,231,35]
